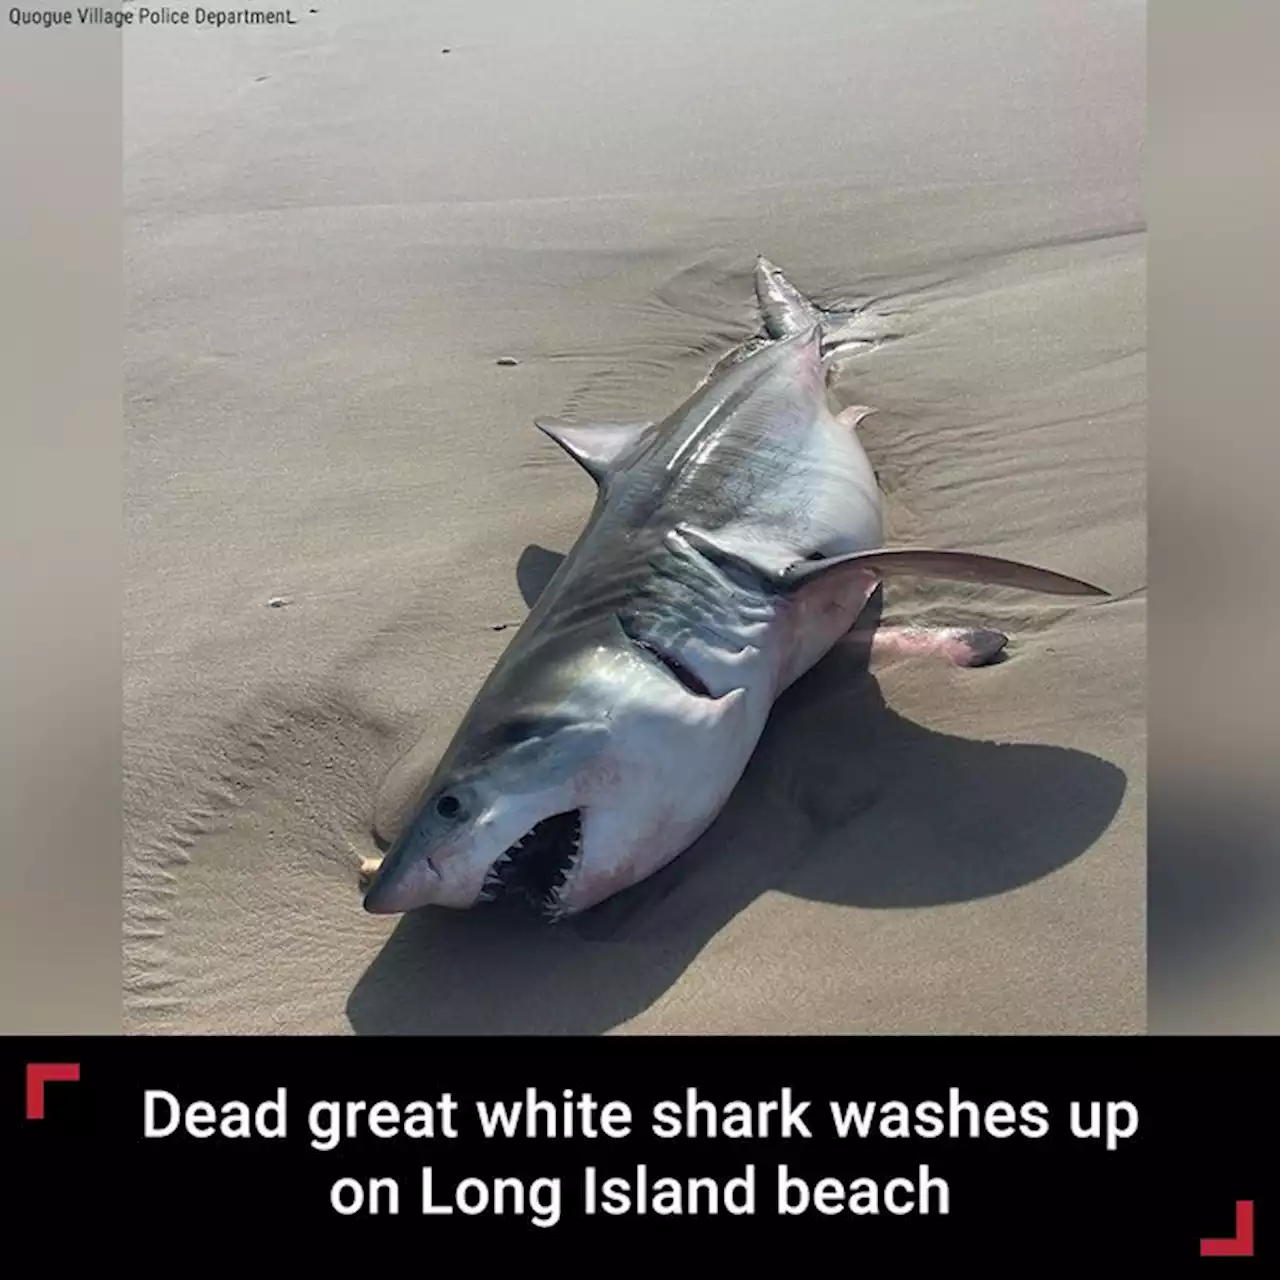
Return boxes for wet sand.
[123,0,1145,1033]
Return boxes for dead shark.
[361,258,1108,922]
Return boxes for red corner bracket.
[25,1063,81,1120]
[1200,1200,1255,1258]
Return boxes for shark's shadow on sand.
[346,545,1126,1034]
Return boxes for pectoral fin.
[674,524,796,589]
[789,548,1110,597]
[675,523,1109,599]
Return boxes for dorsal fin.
[534,418,651,483]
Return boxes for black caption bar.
[8,1036,1274,1258]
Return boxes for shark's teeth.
[540,835,585,923]
[476,809,584,921]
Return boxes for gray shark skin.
[362,259,1108,922]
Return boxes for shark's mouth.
[478,809,583,920]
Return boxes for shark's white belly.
[565,669,762,912]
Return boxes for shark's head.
[362,691,615,921]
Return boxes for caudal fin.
[755,256,821,339]
[753,256,901,358]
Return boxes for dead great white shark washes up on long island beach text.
[360,258,1108,922]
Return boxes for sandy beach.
[123,0,1145,1034]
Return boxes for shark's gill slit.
[479,808,583,919]
[617,616,713,698]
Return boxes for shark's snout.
[362,849,442,915]
[361,807,588,921]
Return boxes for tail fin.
[754,256,821,339]
[753,256,899,360]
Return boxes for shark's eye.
[436,794,462,819]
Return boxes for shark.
[361,258,1108,922]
